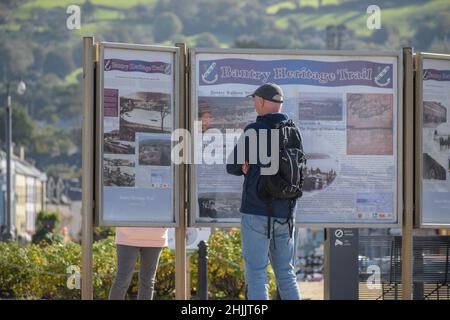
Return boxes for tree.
[195,32,221,48]
[429,38,450,54]
[0,39,34,79]
[32,211,63,245]
[414,25,435,51]
[31,46,45,73]
[31,126,75,156]
[0,103,35,148]
[234,36,264,48]
[43,50,73,79]
[81,0,95,22]
[153,12,183,42]
[371,27,389,44]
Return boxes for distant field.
[9,0,450,39]
[13,0,155,20]
[274,0,450,37]
[267,0,341,14]
[8,0,450,46]
[19,0,155,9]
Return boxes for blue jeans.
[241,213,300,300]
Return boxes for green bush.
[32,210,63,245]
[0,241,81,299]
[0,230,276,299]
[192,229,276,299]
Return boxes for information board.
[416,52,450,228]
[96,42,180,226]
[190,49,402,227]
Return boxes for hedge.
[0,229,276,299]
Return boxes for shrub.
[195,229,276,299]
[0,230,277,299]
[32,210,63,245]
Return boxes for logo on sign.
[201,62,219,84]
[104,59,112,71]
[335,229,344,238]
[374,65,391,87]
[164,63,172,75]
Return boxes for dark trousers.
[109,245,163,300]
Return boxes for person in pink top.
[109,227,168,300]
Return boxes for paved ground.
[298,281,323,300]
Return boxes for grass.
[65,68,82,84]
[94,8,122,20]
[0,23,21,32]
[266,1,297,15]
[14,0,155,19]
[18,0,154,9]
[276,10,365,33]
[266,0,340,12]
[275,18,289,30]
[299,0,339,8]
[273,0,450,37]
[90,0,155,8]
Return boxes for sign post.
[324,228,359,300]
[401,47,414,300]
[81,36,95,300]
[175,42,187,300]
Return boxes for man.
[226,83,301,300]
[198,100,214,133]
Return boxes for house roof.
[0,149,46,180]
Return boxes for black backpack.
[257,118,307,202]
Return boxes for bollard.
[197,240,208,300]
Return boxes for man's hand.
[242,161,249,175]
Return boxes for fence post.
[197,240,208,300]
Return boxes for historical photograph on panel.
[299,130,341,196]
[198,97,256,133]
[302,154,338,192]
[423,153,447,181]
[432,123,450,152]
[104,154,135,167]
[104,117,136,154]
[298,92,343,121]
[137,133,171,166]
[104,164,135,187]
[119,91,172,141]
[198,193,242,219]
[346,93,394,155]
[423,100,447,128]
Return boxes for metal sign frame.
[414,52,450,229]
[95,41,181,227]
[189,48,403,228]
